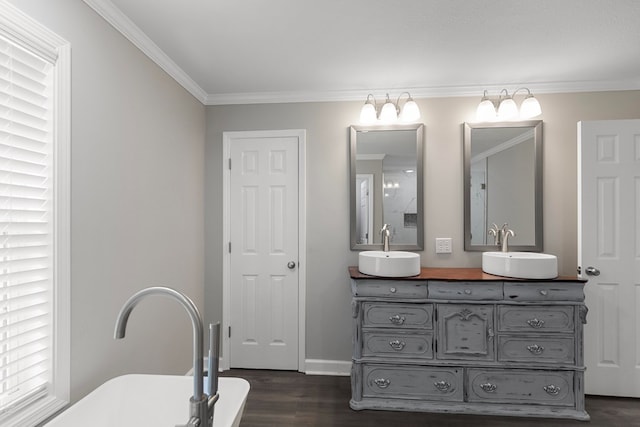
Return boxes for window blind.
[0,35,54,418]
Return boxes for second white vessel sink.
[482,251,558,279]
[358,251,420,278]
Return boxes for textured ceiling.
[86,0,640,104]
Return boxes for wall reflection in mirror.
[350,124,424,251]
[463,121,543,252]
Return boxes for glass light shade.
[520,95,542,119]
[476,99,496,121]
[379,101,398,123]
[497,97,518,119]
[400,99,421,122]
[359,102,377,124]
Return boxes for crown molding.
[81,0,640,106]
[82,0,208,104]
[205,79,640,105]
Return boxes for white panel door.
[229,133,299,370]
[578,119,640,397]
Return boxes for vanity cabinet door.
[428,281,502,300]
[503,282,584,302]
[352,279,428,299]
[436,304,495,361]
[467,369,575,406]
[362,303,433,329]
[363,364,463,402]
[362,330,433,359]
[497,335,575,364]
[498,305,574,332]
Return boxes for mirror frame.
[350,123,425,251]
[463,120,543,252]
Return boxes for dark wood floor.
[221,369,640,427]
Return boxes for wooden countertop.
[348,266,585,282]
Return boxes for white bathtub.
[44,374,250,427]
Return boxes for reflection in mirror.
[463,121,543,252]
[350,124,424,251]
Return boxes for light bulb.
[476,98,496,121]
[520,95,542,119]
[359,102,377,124]
[498,97,518,119]
[400,99,420,122]
[379,101,398,123]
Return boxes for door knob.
[287,261,296,269]
[585,266,600,276]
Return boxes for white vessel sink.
[358,251,420,278]
[482,251,558,279]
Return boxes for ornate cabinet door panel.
[436,304,495,361]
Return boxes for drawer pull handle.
[544,385,561,395]
[480,383,497,393]
[374,378,390,389]
[389,340,406,351]
[389,315,406,325]
[434,381,451,392]
[389,287,397,293]
[539,289,548,296]
[526,318,545,329]
[527,344,545,355]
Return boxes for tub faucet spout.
[114,286,219,427]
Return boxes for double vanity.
[349,120,588,420]
[348,266,589,421]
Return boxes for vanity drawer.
[504,282,585,302]
[362,303,433,329]
[498,305,575,332]
[362,330,433,359]
[428,281,503,300]
[352,279,428,299]
[497,335,575,364]
[363,364,463,401]
[467,369,575,406]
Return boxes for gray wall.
[9,0,207,402]
[204,91,640,363]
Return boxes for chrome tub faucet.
[114,286,219,427]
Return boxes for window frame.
[0,2,70,426]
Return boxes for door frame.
[221,129,307,372]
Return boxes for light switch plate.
[435,238,452,254]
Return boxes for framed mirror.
[463,120,543,252]
[350,124,424,251]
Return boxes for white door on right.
[578,119,640,397]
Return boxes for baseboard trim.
[304,359,352,376]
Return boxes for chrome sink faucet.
[500,224,515,252]
[114,287,219,427]
[488,223,502,246]
[381,224,391,252]
[488,223,515,252]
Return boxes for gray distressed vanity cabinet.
[349,267,589,421]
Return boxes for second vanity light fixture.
[476,88,542,122]
[360,92,421,124]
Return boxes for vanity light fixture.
[360,92,421,124]
[476,88,542,122]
